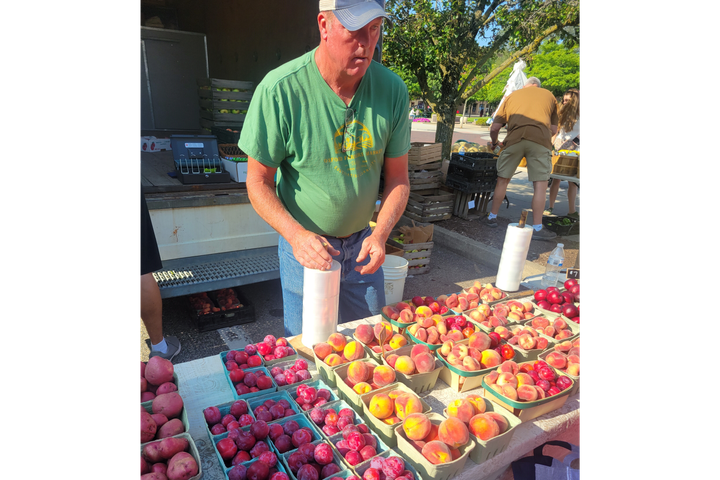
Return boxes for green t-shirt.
[239,48,410,237]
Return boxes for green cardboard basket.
[380,345,444,395]
[333,358,381,412]
[268,358,320,392]
[328,428,391,468]
[247,390,298,417]
[141,371,180,406]
[280,438,348,480]
[286,378,340,412]
[201,398,253,443]
[353,449,424,480]
[538,348,580,397]
[141,397,191,446]
[312,335,364,387]
[141,432,202,480]
[303,398,368,440]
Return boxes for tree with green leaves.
[383,0,580,159]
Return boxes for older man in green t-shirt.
[239,0,411,336]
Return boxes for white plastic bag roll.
[495,224,534,292]
[301,260,341,348]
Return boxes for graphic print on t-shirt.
[324,119,383,179]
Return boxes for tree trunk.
[435,105,458,161]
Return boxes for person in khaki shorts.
[485,77,559,240]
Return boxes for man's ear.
[318,13,330,40]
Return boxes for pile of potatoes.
[141,436,199,480]
[142,357,186,443]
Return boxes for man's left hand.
[355,234,385,275]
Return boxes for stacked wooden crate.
[197,78,254,142]
[404,143,452,222]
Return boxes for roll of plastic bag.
[495,224,533,292]
[301,260,341,348]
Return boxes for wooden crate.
[551,154,580,177]
[408,160,443,172]
[409,170,443,191]
[408,142,443,166]
[404,187,454,223]
[387,229,433,275]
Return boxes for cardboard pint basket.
[435,338,494,393]
[442,396,522,465]
[269,358,320,392]
[380,344,444,395]
[201,398,253,444]
[141,399,191,446]
[223,366,278,401]
[333,358,381,412]
[394,412,475,480]
[280,438,349,480]
[352,330,410,365]
[246,390,297,418]
[328,429,392,467]
[305,398,369,441]
[538,348,580,397]
[226,458,290,480]
[312,336,364,387]
[140,432,202,480]
[287,378,340,412]
[267,413,325,458]
[354,449,424,480]
[359,382,432,448]
[482,365,575,422]
[507,332,557,363]
[141,371,180,407]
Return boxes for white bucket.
[382,255,409,305]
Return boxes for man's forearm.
[490,123,503,144]
[246,175,304,242]
[373,178,410,243]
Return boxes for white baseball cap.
[319,0,389,31]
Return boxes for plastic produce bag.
[397,220,433,244]
[511,441,579,480]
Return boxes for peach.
[533,385,546,399]
[410,344,431,360]
[389,334,407,350]
[468,347,483,363]
[553,317,568,330]
[440,340,454,357]
[484,370,499,385]
[507,311,524,322]
[425,423,440,442]
[414,305,433,318]
[421,440,453,465]
[438,417,470,449]
[568,347,580,357]
[480,349,502,368]
[426,327,440,345]
[385,354,399,369]
[516,372,535,387]
[382,416,402,425]
[347,361,369,385]
[368,393,393,419]
[441,330,464,342]
[546,352,567,369]
[414,328,428,343]
[468,413,500,441]
[418,316,434,329]
[566,362,580,376]
[403,413,431,440]
[494,326,511,340]
[517,384,539,401]
[485,412,509,433]
[324,353,343,366]
[395,393,423,420]
[489,316,505,328]
[523,302,535,313]
[407,324,420,336]
[452,345,469,359]
[572,338,580,348]
[382,305,400,320]
[396,301,413,311]
[372,365,396,387]
[555,340,573,352]
[394,356,416,375]
[355,324,374,345]
[327,333,348,352]
[567,354,580,365]
[490,288,503,300]
[535,337,549,350]
[445,294,459,309]
[458,297,469,311]
[446,351,462,367]
[447,399,475,424]
[388,389,405,400]
[409,439,426,453]
[398,309,414,324]
[496,372,518,388]
[465,394,486,415]
[500,384,518,400]
[477,304,492,317]
[436,322,448,335]
[344,341,364,361]
[353,382,372,395]
[374,322,393,342]
[532,317,550,329]
[555,330,573,340]
[497,360,519,375]
[313,342,333,360]
[543,326,557,337]
[518,334,536,350]
[467,332,491,351]
[489,384,504,395]
[414,352,436,373]
[462,356,481,371]
[468,310,487,323]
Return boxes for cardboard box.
[222,158,248,183]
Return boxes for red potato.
[156,382,178,395]
[142,442,165,464]
[142,361,147,378]
[142,411,158,443]
[141,473,168,480]
[145,356,175,386]
[152,392,184,419]
[159,437,189,461]
[142,391,157,402]
[142,377,148,393]
[141,456,152,475]
[166,452,199,480]
[138,472,168,480]
[151,413,169,430]
[157,418,185,438]
[152,463,168,475]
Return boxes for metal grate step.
[153,248,280,298]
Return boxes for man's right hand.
[290,230,340,271]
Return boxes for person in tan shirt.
[485,77,559,240]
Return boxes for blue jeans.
[278,226,386,337]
